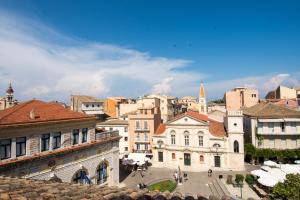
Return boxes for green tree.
[270,174,300,200]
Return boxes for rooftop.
[243,102,300,118]
[0,100,95,127]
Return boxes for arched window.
[213,143,221,148]
[184,134,189,146]
[172,153,176,159]
[170,131,176,145]
[200,155,204,162]
[234,140,239,153]
[97,161,108,184]
[72,169,88,184]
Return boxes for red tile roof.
[156,111,226,137]
[0,100,95,127]
[155,123,166,135]
[208,118,226,137]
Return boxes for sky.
[0,0,300,102]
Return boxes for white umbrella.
[264,160,278,167]
[257,176,279,187]
[251,169,270,177]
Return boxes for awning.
[257,176,279,187]
[264,160,279,167]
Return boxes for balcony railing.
[95,130,119,140]
[133,149,152,154]
[135,128,150,132]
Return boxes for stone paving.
[120,163,260,199]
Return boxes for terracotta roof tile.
[208,118,226,137]
[155,123,166,135]
[243,102,300,118]
[0,100,94,127]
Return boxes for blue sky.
[0,0,300,102]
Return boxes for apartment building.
[0,84,18,110]
[0,100,120,186]
[243,102,300,149]
[224,87,259,110]
[128,104,161,155]
[152,110,244,171]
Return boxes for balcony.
[135,138,150,143]
[133,149,152,154]
[95,130,119,140]
[257,131,300,136]
[135,128,150,133]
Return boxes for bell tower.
[6,83,15,108]
[198,83,207,114]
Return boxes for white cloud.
[0,10,203,102]
[151,77,174,94]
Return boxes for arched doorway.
[97,161,109,184]
[72,168,89,184]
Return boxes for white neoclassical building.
[152,110,244,172]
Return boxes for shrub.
[235,174,244,184]
[245,174,255,186]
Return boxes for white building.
[97,119,129,158]
[152,110,244,172]
[243,102,300,149]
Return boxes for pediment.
[167,115,208,126]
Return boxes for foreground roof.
[0,100,94,127]
[243,102,300,118]
[0,176,227,200]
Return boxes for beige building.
[152,110,244,172]
[243,102,300,149]
[265,85,297,100]
[0,84,18,110]
[128,105,161,155]
[147,94,177,122]
[224,87,259,110]
[0,100,120,186]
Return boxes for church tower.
[199,83,207,114]
[6,83,15,108]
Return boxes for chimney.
[29,109,35,119]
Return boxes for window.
[171,134,176,145]
[124,137,128,141]
[136,144,140,150]
[124,127,128,132]
[144,121,148,130]
[41,134,50,152]
[125,147,128,151]
[198,135,203,146]
[97,162,108,184]
[144,133,148,141]
[184,135,189,146]
[0,139,11,160]
[158,152,163,162]
[268,123,274,132]
[252,94,256,98]
[52,132,61,149]
[82,128,88,143]
[16,137,26,157]
[72,129,79,145]
[200,155,204,162]
[291,122,297,132]
[145,144,148,150]
[109,127,113,131]
[234,140,239,153]
[136,121,140,130]
[86,104,89,107]
[213,143,221,148]
[172,153,176,159]
[92,104,94,107]
[281,122,285,132]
